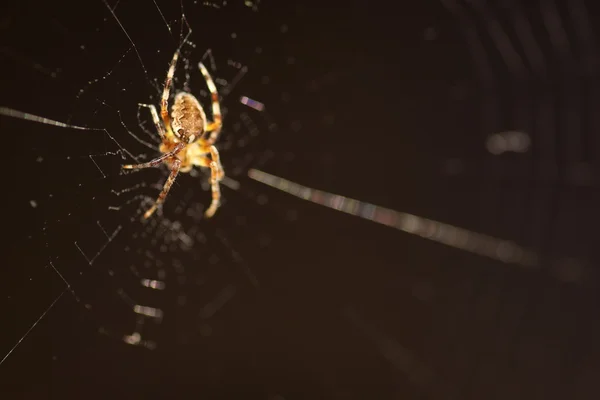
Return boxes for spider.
[123,50,225,219]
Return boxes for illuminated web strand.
[0,290,66,366]
[101,0,151,85]
[133,305,163,321]
[344,307,430,383]
[248,169,539,267]
[0,107,99,131]
[0,46,57,78]
[199,284,237,319]
[240,96,265,111]
[221,65,247,96]
[221,176,240,191]
[141,279,165,290]
[152,0,172,35]
[201,48,217,72]
[1,106,138,164]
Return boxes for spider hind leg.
[190,144,224,218]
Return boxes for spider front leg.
[143,157,182,219]
[138,103,166,140]
[160,50,180,138]
[122,142,185,170]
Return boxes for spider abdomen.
[171,92,207,141]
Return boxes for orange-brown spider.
[123,50,224,219]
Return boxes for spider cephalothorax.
[123,51,224,219]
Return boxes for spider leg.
[208,144,224,180]
[143,157,182,219]
[160,50,180,138]
[190,144,224,218]
[138,103,166,141]
[198,62,223,144]
[205,145,224,218]
[122,142,185,169]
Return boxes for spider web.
[0,0,317,395]
[1,0,600,398]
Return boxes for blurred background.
[0,0,599,398]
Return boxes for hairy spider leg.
[160,50,180,140]
[198,62,223,144]
[205,145,223,218]
[122,142,185,169]
[143,158,182,219]
[204,162,221,218]
[138,103,166,140]
[190,144,224,218]
[209,144,224,180]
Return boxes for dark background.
[1,0,599,399]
